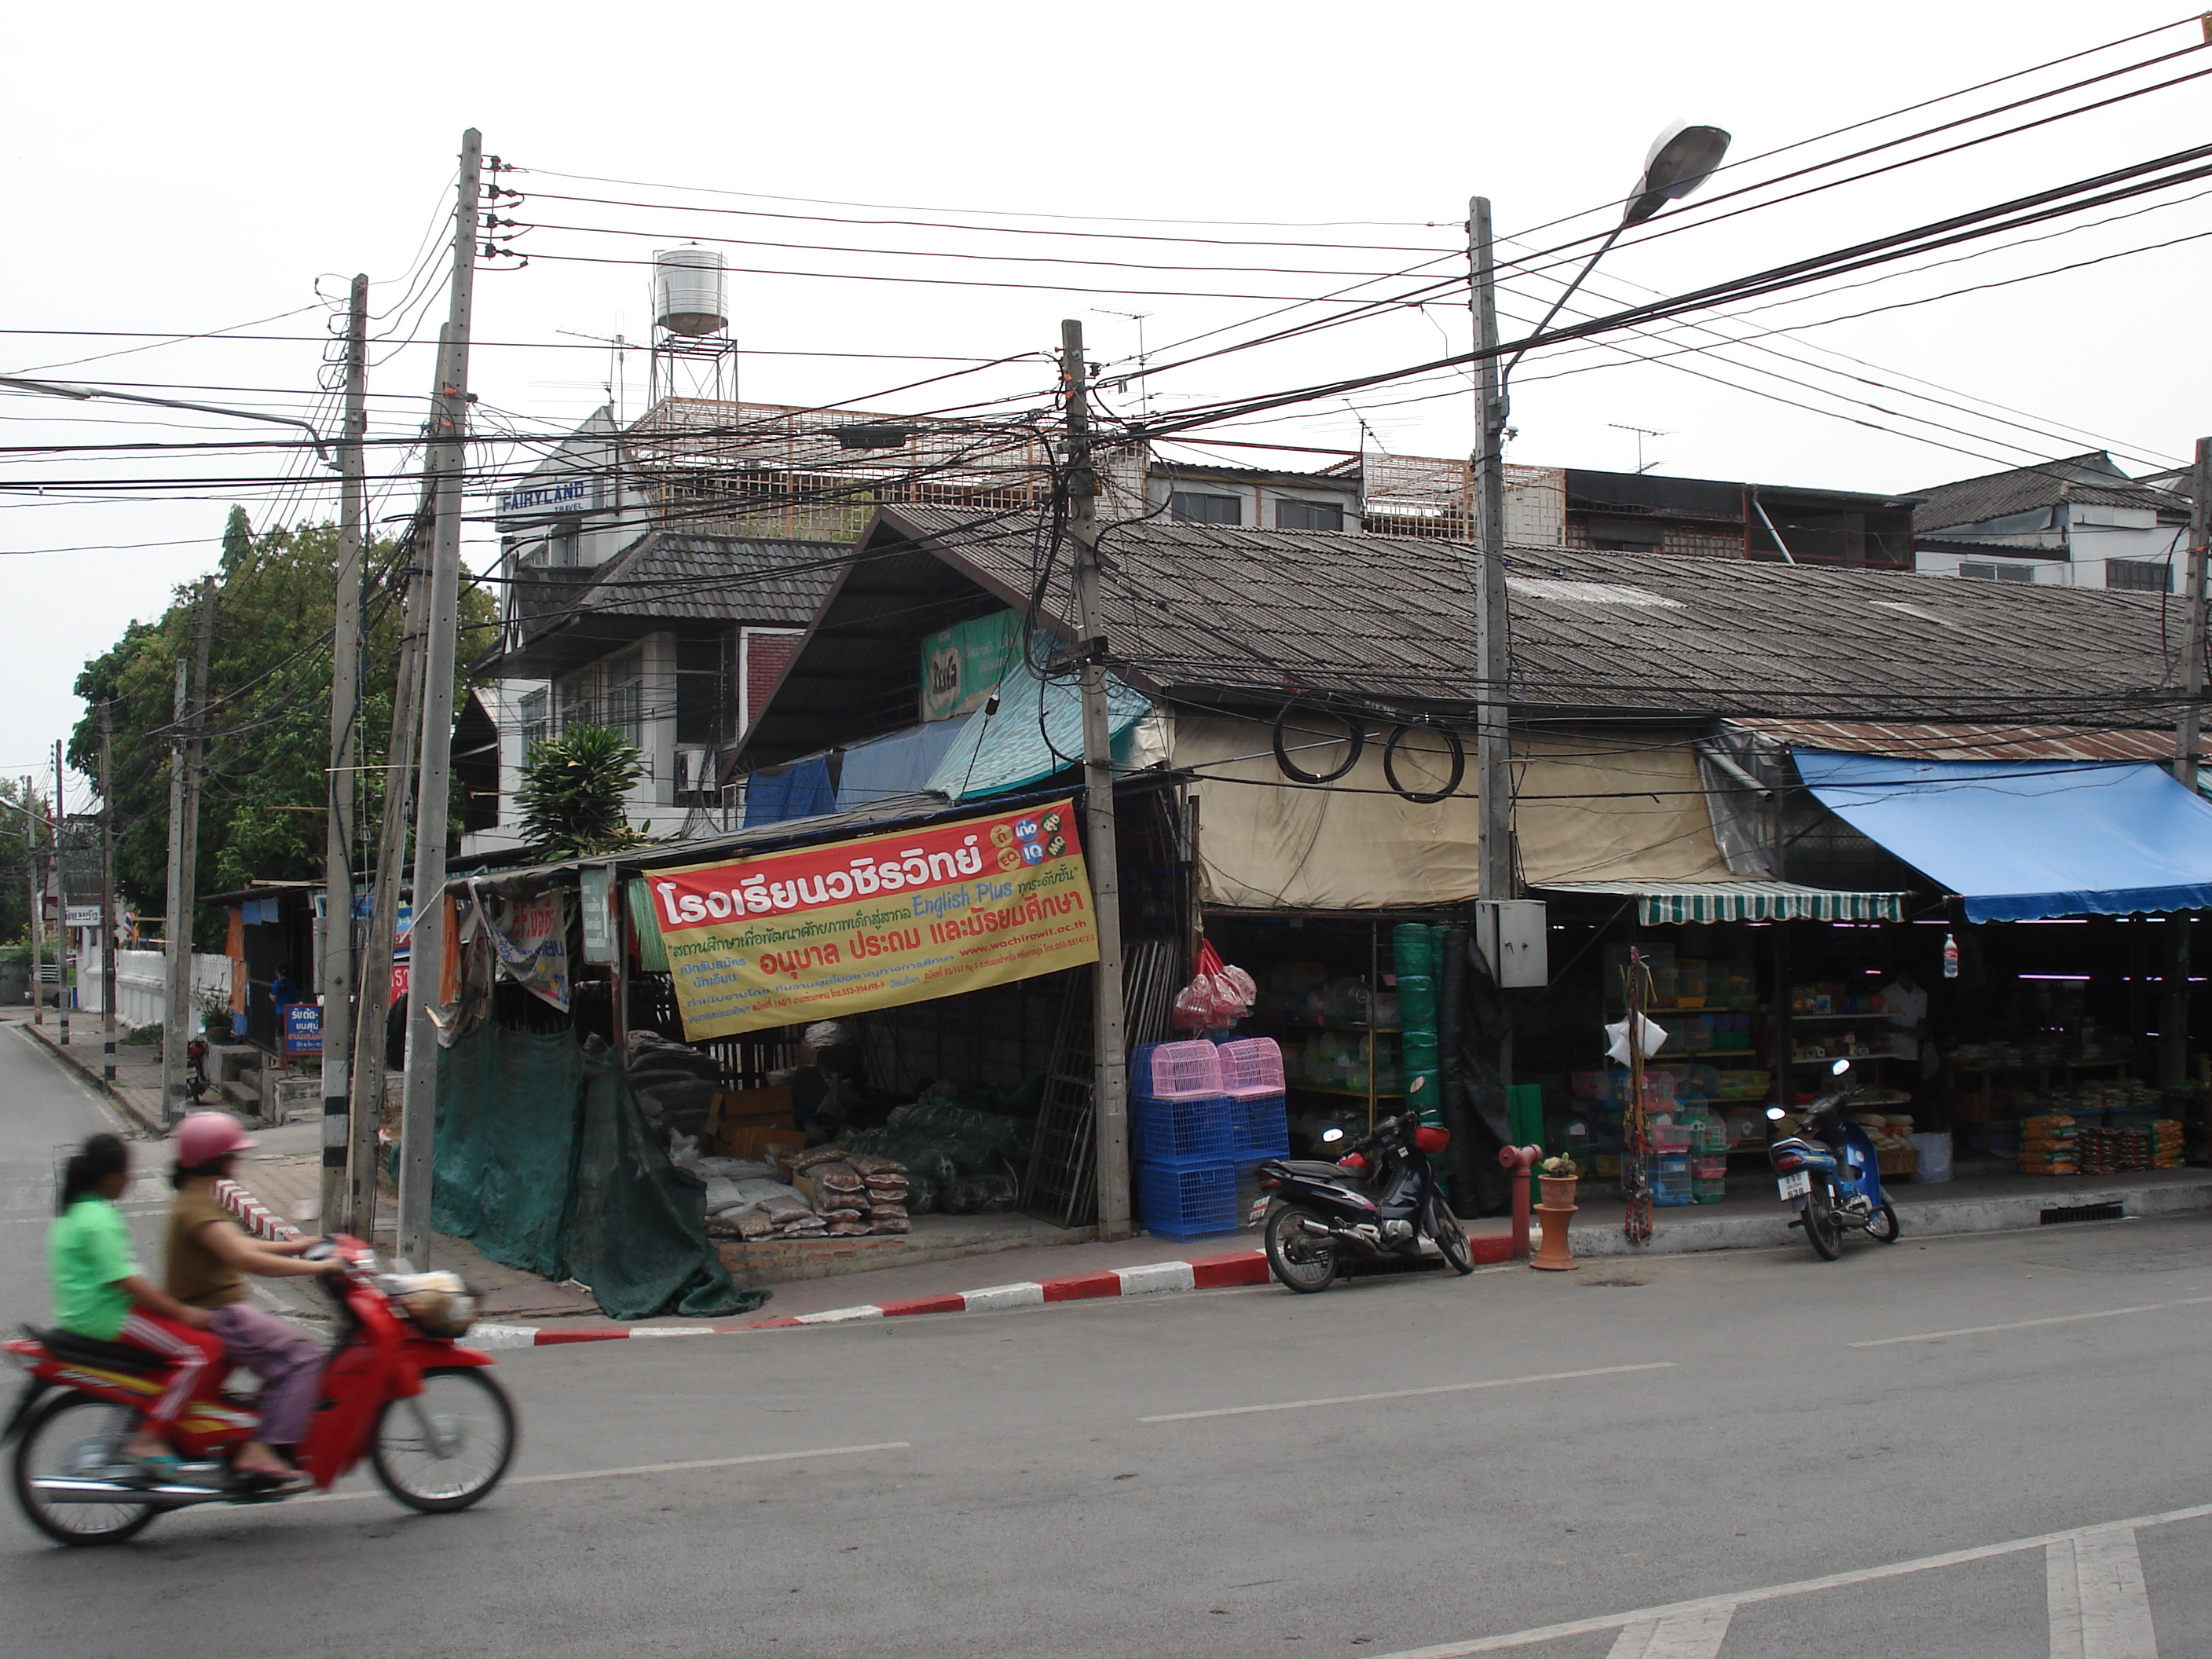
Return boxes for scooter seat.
[27,1326,175,1374]
[1273,1159,1361,1181]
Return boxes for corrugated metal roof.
[569,533,841,626]
[1730,719,2180,764]
[878,505,2185,729]
[1910,453,2186,533]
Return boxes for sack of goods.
[2018,1112,2078,1175]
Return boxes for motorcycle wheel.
[372,1368,516,1513]
[1430,1201,1476,1276]
[11,1395,159,1546]
[1866,1203,1902,1244]
[1264,1203,1339,1294]
[1803,1183,1843,1261]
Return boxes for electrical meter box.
[1475,899,1548,987]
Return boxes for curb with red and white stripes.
[215,1177,302,1243]
[467,1233,1517,1350]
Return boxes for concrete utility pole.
[320,274,368,1225]
[2159,434,2210,1088]
[53,742,68,1046]
[1466,198,1515,908]
[160,577,216,1121]
[98,704,117,1084]
[1058,319,1132,1240]
[397,130,483,1269]
[25,775,44,1025]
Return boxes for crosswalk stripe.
[1606,1606,1734,1659]
[2048,1527,2159,1659]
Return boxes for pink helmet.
[174,1111,256,1169]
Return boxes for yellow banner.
[643,800,1099,1038]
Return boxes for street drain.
[1579,1277,1648,1287]
[2039,1202,2126,1225]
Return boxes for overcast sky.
[5,1,2207,807]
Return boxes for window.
[556,669,597,733]
[1170,492,1242,526]
[2107,558,2172,592]
[602,649,646,749]
[518,689,550,756]
[1275,497,1343,531]
[1959,562,2035,584]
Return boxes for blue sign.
[280,1002,321,1057]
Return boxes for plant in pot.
[1538,1154,1580,1203]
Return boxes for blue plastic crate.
[1131,1094,1234,1167]
[1136,1160,1239,1240]
[1231,1093,1289,1160]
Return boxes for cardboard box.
[720,1123,804,1163]
[712,1086,795,1127]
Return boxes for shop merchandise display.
[2019,1114,2079,1176]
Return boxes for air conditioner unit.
[674,745,715,798]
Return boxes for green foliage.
[0,777,52,948]
[516,726,650,858]
[71,509,498,947]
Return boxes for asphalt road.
[3,1020,2207,1657]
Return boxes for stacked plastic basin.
[1393,922,1445,1126]
[1130,1041,1237,1239]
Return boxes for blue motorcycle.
[1766,1060,1902,1260]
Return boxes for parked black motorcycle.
[1251,1113,1477,1292]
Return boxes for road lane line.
[2048,1527,2159,1659]
[1607,1606,1733,1658]
[1374,1502,2212,1658]
[1138,1363,1674,1423]
[1848,1295,2212,1347]
[301,1441,911,1503]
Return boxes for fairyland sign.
[645,800,1097,1039]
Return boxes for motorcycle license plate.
[1777,1171,1811,1199]
[1247,1197,1269,1227]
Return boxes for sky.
[5,0,2208,806]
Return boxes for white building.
[1910,452,2189,590]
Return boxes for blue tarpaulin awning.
[1792,746,2212,922]
[925,655,1150,802]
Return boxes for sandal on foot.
[122,1452,185,1485]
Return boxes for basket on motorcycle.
[387,1270,480,1339]
[1413,1124,1451,1154]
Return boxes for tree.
[0,778,52,949]
[71,508,497,947]
[515,726,650,858]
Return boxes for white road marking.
[1606,1605,1733,1659]
[1848,1295,2212,1347]
[794,1306,883,1324]
[1375,1502,2212,1658]
[1138,1363,1674,1423]
[962,1282,1046,1311]
[302,1440,911,1503]
[2049,1526,2159,1659]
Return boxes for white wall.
[108,947,232,1028]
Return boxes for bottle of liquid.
[1943,932,1960,980]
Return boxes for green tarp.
[433,1025,766,1321]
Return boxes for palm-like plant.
[516,726,650,857]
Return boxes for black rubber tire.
[1383,723,1467,804]
[11,1394,159,1547]
[371,1368,516,1514]
[1803,1182,1843,1261]
[1272,705,1364,785]
[1430,1200,1477,1274]
[1867,1203,1902,1243]
[1265,1203,1339,1294]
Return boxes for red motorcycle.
[3,1238,515,1545]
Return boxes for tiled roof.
[569,533,840,626]
[1910,452,2186,533]
[878,506,2185,729]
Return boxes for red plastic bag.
[1171,940,1258,1031]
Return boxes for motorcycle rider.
[164,1112,342,1484]
[46,1133,225,1479]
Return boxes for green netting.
[433,1025,766,1321]
[1392,922,1434,980]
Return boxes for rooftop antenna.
[1093,309,1154,420]
[1609,422,1672,474]
[1344,399,1387,457]
[558,328,632,426]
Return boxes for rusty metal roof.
[1728,719,2181,764]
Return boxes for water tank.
[654,247,727,337]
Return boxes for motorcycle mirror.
[1765,1106,1787,1120]
[1320,1126,1346,1144]
[1830,1059,1852,1076]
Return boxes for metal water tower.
[649,246,736,403]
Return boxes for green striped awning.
[1535,881,1906,925]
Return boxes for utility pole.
[98,705,117,1084]
[160,577,216,1121]
[320,273,368,1225]
[397,130,483,1269]
[2160,434,2211,1088]
[1467,198,1514,907]
[1059,319,1131,1240]
[24,775,43,1026]
[53,742,68,1047]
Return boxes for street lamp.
[1466,121,1731,908]
[0,375,336,467]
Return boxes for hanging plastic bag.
[1172,939,1259,1031]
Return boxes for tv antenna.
[1093,309,1153,419]
[1609,423,1671,474]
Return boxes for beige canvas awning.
[1171,712,1736,912]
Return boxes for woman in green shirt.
[47,1133,224,1475]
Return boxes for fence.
[107,948,235,1027]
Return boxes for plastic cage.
[1130,1041,1225,1101]
[1136,1161,1240,1240]
[1215,1037,1286,1100]
[1231,1093,1290,1160]
[1132,1094,1235,1167]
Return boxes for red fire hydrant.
[1497,1143,1542,1260]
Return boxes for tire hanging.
[1382,723,1466,804]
